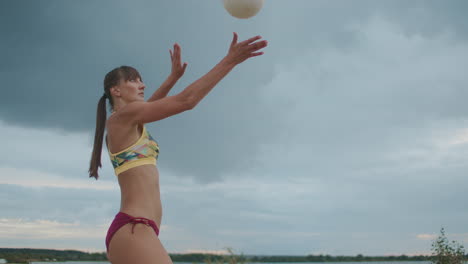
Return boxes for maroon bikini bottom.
[105,211,160,252]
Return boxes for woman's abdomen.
[118,165,163,228]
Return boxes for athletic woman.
[88,32,267,264]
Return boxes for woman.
[88,32,268,264]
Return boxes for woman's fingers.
[231,32,238,47]
[235,35,267,55]
[239,35,262,47]
[250,51,264,58]
[226,33,267,65]
[170,43,183,63]
[174,44,178,61]
[247,40,268,52]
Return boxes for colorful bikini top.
[106,125,160,176]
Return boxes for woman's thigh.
[108,223,172,264]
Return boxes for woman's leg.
[108,222,173,264]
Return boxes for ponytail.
[89,65,141,179]
[88,94,108,180]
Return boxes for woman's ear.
[110,86,121,97]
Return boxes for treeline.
[0,248,107,263]
[1,248,468,263]
[250,254,433,262]
[170,253,442,262]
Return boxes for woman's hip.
[106,211,160,253]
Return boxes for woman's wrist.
[222,54,239,67]
[168,73,180,82]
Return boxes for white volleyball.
[223,0,265,19]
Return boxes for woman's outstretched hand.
[169,43,188,79]
[225,32,268,65]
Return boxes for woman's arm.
[121,33,267,125]
[183,32,267,108]
[147,43,188,102]
[147,74,178,102]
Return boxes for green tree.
[431,227,465,264]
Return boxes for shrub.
[203,247,247,264]
[431,227,466,264]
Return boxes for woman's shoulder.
[107,102,145,126]
[107,115,143,134]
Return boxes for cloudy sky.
[1,0,467,256]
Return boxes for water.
[31,261,435,264]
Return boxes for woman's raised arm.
[121,32,268,125]
[183,32,268,108]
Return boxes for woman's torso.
[106,115,162,228]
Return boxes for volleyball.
[223,0,265,19]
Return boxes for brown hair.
[88,66,142,179]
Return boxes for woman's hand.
[225,32,268,65]
[169,43,188,79]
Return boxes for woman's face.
[113,77,146,103]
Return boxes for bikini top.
[106,125,160,176]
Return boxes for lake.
[31,261,436,264]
